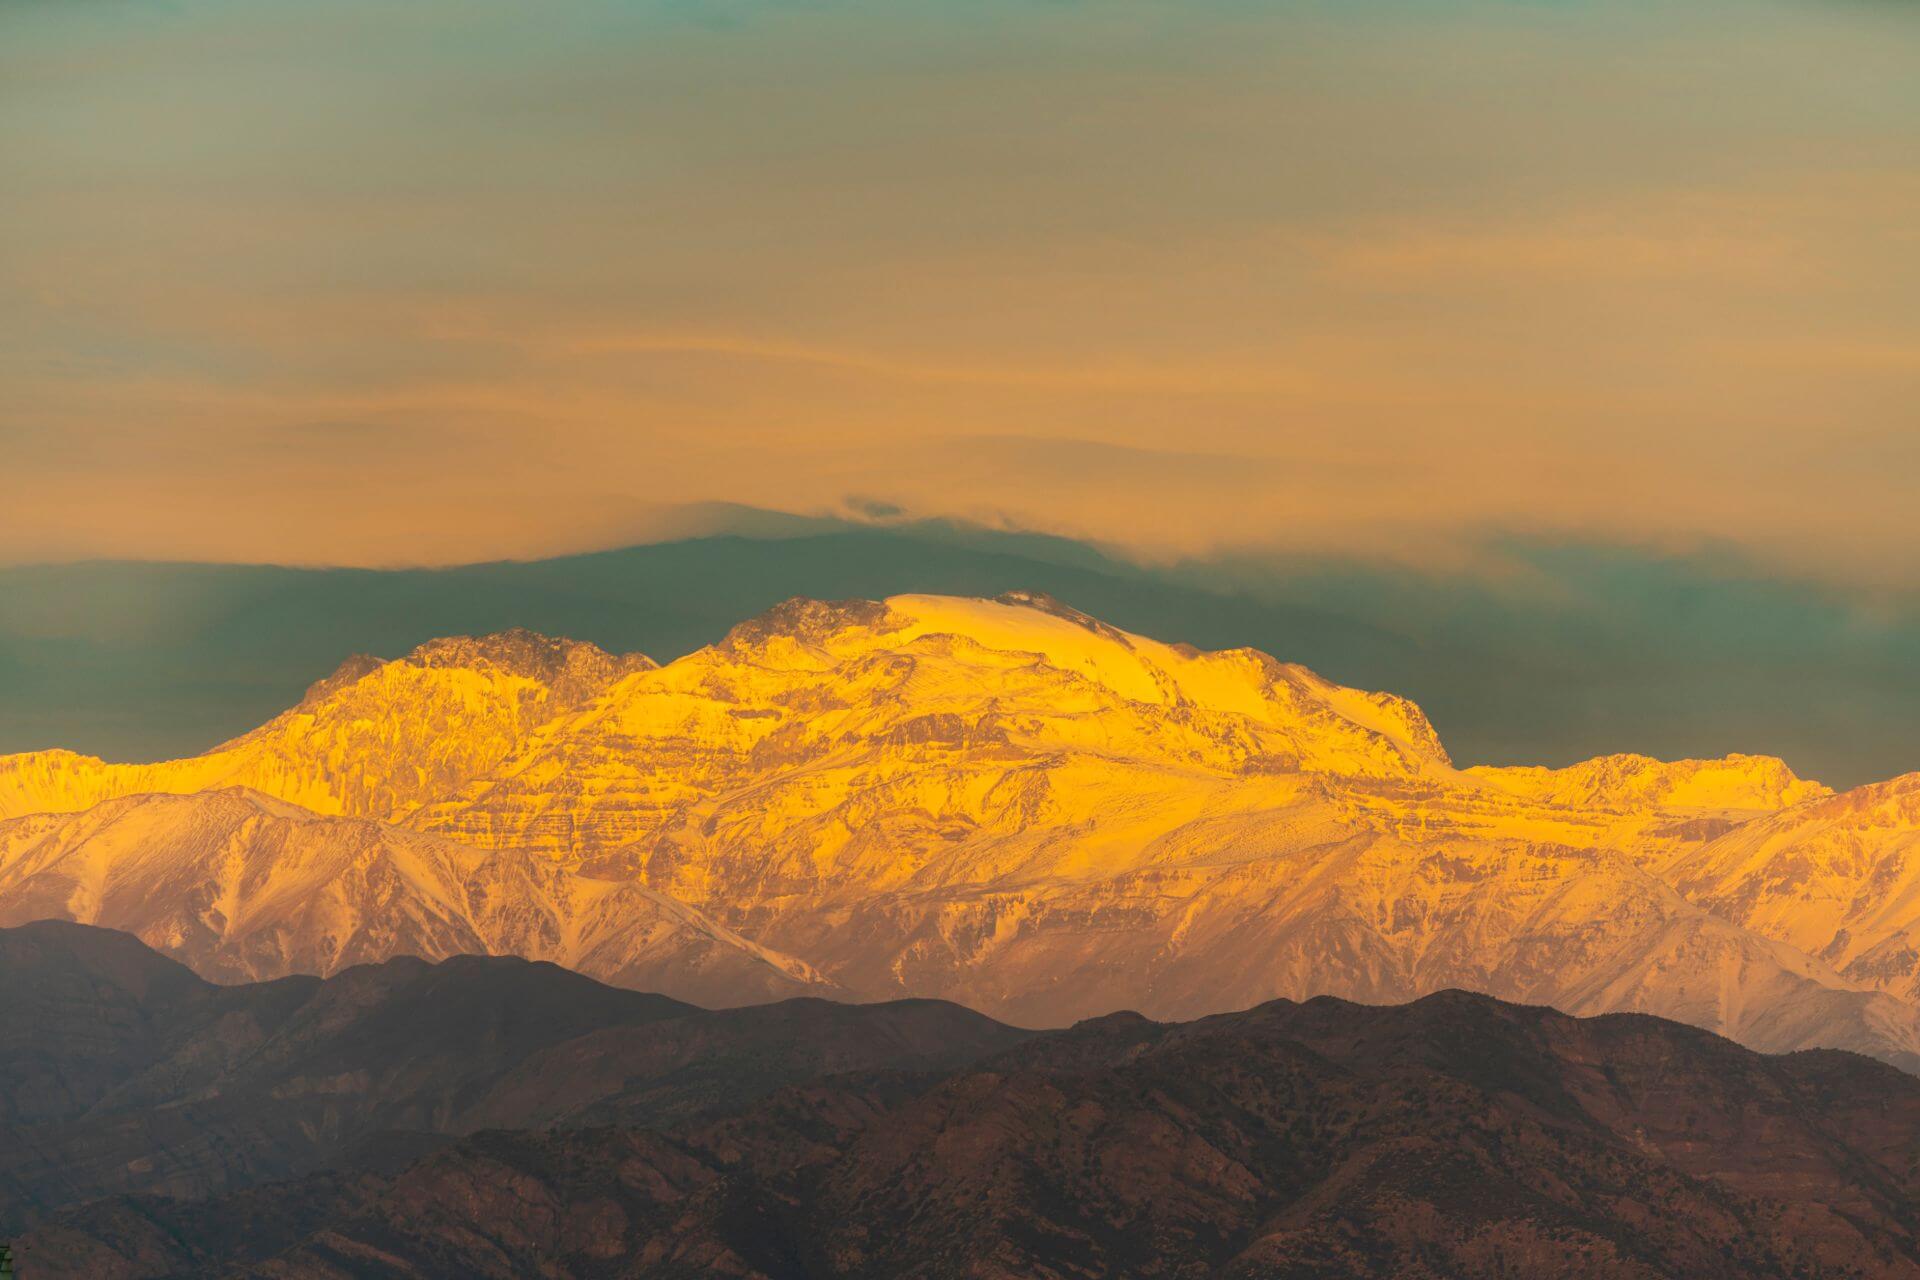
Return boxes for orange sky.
[2,0,1916,577]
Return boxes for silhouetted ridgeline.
[9,922,1920,1279]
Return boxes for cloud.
[843,496,906,521]
[1,0,1916,580]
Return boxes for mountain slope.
[24,989,1920,1280]
[0,630,655,822]
[0,922,692,1226]
[0,788,827,1005]
[1672,773,1920,1001]
[0,922,1027,1234]
[1467,752,1833,871]
[0,920,214,1128]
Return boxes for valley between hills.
[4,591,1920,1076]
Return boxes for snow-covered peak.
[704,591,1454,777]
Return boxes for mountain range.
[5,592,1920,1072]
[9,920,1920,1280]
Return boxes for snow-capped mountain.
[2,591,1915,1069]
[0,788,827,1006]
[1672,773,1920,1002]
[0,629,655,822]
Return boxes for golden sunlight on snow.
[4,593,1918,1070]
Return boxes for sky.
[3,0,1917,579]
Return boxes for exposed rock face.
[717,595,894,651]
[0,921,1026,1235]
[22,979,1920,1280]
[0,595,1912,1069]
[291,652,385,710]
[401,628,656,709]
[0,789,828,1006]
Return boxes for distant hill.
[15,937,1920,1279]
[0,920,1027,1236]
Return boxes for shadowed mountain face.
[0,921,1027,1236]
[0,920,215,1129]
[17,946,1920,1280]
